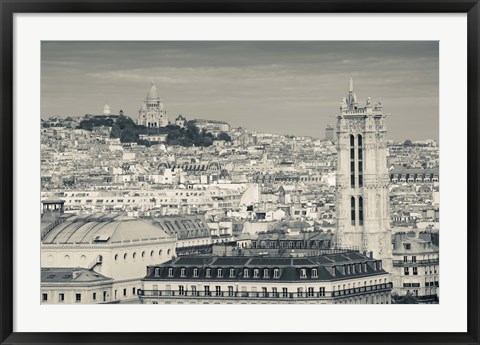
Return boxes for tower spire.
[349,77,353,92]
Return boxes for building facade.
[138,252,392,304]
[391,232,439,303]
[137,81,169,128]
[41,203,177,303]
[41,267,114,304]
[335,78,393,271]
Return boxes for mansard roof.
[143,252,387,282]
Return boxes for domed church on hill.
[137,81,169,128]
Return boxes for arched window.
[359,196,364,226]
[358,135,363,187]
[350,135,355,188]
[351,196,356,226]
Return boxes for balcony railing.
[393,259,439,267]
[138,283,392,300]
[138,290,330,299]
[331,283,393,297]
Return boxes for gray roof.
[42,215,172,245]
[41,267,111,283]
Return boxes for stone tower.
[335,78,392,271]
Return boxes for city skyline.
[41,41,439,140]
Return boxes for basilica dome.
[146,81,159,100]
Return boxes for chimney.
[369,251,373,259]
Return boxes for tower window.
[358,135,363,187]
[350,135,355,188]
[351,196,356,226]
[359,196,364,226]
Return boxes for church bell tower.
[335,78,393,271]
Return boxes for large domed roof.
[146,81,159,100]
[41,215,172,245]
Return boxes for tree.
[403,139,413,146]
[392,292,418,304]
[217,132,232,142]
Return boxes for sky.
[41,41,439,141]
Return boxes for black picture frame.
[1,1,479,344]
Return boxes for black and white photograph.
[40,41,439,305]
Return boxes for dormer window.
[264,269,269,278]
[363,263,367,272]
[218,268,223,278]
[312,268,318,278]
[229,268,235,277]
[193,268,199,277]
[181,268,186,277]
[155,268,160,277]
[206,268,211,278]
[244,269,249,278]
[254,269,259,278]
[300,269,307,278]
[346,265,351,275]
[168,268,173,277]
[352,264,356,274]
[273,269,280,278]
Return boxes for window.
[75,293,81,302]
[133,252,137,259]
[204,286,210,296]
[141,251,145,258]
[307,287,315,297]
[181,268,186,277]
[191,285,197,296]
[262,287,267,297]
[274,269,280,278]
[312,268,318,278]
[193,268,199,277]
[272,287,278,297]
[412,256,417,263]
[229,268,235,277]
[404,267,410,275]
[350,135,355,188]
[179,285,185,295]
[300,268,307,278]
[132,287,136,295]
[123,253,127,260]
[114,254,118,262]
[264,269,269,278]
[217,268,223,278]
[282,287,288,297]
[358,196,364,226]
[413,267,418,276]
[42,293,48,301]
[297,287,303,297]
[215,286,222,297]
[358,135,363,187]
[59,293,65,302]
[123,288,127,297]
[244,269,249,278]
[168,268,174,277]
[253,269,259,278]
[154,268,160,276]
[351,196,356,226]
[92,292,96,300]
[150,250,154,257]
[403,256,408,262]
[319,287,326,297]
[405,243,411,250]
[206,268,211,278]
[228,286,234,297]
